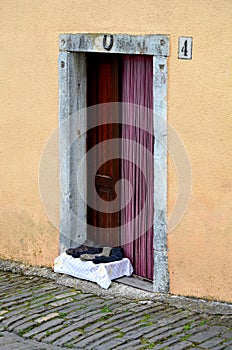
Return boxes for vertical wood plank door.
[87,54,120,247]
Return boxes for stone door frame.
[58,33,169,293]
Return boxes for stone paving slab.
[0,270,231,349]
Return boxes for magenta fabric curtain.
[121,55,154,280]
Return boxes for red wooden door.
[87,54,120,246]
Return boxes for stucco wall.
[0,0,231,301]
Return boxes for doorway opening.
[86,53,154,280]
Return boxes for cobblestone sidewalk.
[0,271,231,349]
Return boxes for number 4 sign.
[178,37,193,60]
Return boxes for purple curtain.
[121,55,154,280]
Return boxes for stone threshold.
[0,258,231,315]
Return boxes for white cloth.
[54,253,133,289]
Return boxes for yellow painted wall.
[0,0,231,301]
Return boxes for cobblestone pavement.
[0,271,231,350]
